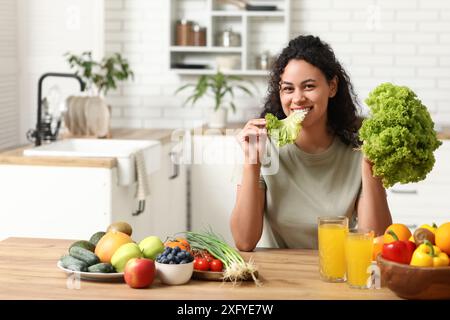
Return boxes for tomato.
[209,259,223,272]
[193,249,214,262]
[194,257,209,271]
[203,252,214,263]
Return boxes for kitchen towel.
[134,150,150,201]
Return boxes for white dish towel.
[134,150,150,201]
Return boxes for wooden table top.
[0,237,400,300]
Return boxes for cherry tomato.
[203,252,214,263]
[194,257,209,271]
[209,259,223,272]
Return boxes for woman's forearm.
[230,164,265,251]
[357,160,393,236]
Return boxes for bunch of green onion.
[184,230,260,285]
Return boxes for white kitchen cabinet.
[0,142,186,242]
[111,141,187,242]
[168,0,291,75]
[190,134,276,247]
[386,140,450,229]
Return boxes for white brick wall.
[17,0,104,144]
[0,0,19,150]
[103,0,450,128]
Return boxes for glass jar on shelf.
[255,51,273,70]
[192,24,206,46]
[176,19,194,46]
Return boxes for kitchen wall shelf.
[170,46,243,53]
[169,0,291,76]
[170,68,271,76]
[211,10,286,17]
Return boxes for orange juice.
[318,223,348,282]
[345,231,374,288]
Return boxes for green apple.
[111,242,143,272]
[139,236,164,260]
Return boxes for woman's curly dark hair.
[261,35,362,147]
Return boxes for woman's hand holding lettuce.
[359,82,442,188]
[265,110,308,147]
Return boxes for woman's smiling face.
[279,59,337,129]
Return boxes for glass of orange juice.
[317,216,348,282]
[345,228,374,289]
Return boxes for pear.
[111,242,142,272]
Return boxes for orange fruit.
[94,231,133,263]
[372,236,384,261]
[383,223,412,243]
[165,237,191,252]
[435,222,450,255]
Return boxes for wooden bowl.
[377,255,450,300]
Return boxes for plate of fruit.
[56,222,136,282]
[57,260,124,281]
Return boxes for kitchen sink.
[23,139,161,185]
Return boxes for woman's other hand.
[362,157,382,181]
[237,118,267,165]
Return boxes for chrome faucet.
[27,72,85,146]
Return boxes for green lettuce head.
[359,82,442,188]
[265,110,307,147]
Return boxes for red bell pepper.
[381,230,416,264]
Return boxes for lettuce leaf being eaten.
[265,110,308,147]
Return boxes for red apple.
[124,258,155,289]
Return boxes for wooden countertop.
[0,126,244,169]
[0,237,399,300]
[437,130,450,139]
[0,145,118,168]
[0,128,179,168]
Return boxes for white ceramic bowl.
[155,261,194,285]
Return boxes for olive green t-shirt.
[260,137,363,249]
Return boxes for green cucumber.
[89,231,106,246]
[69,246,100,266]
[60,255,88,272]
[69,240,95,253]
[88,263,116,273]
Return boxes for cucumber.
[60,255,88,272]
[89,231,106,246]
[88,263,116,273]
[69,240,95,253]
[69,246,100,266]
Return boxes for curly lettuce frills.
[265,110,307,147]
[359,83,442,188]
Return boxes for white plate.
[57,261,124,282]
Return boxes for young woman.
[230,35,392,251]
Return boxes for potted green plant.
[63,51,134,138]
[175,71,255,128]
[64,51,134,97]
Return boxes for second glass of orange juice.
[317,216,348,282]
[345,229,374,289]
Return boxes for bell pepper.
[382,230,416,264]
[410,240,450,267]
[409,223,437,242]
